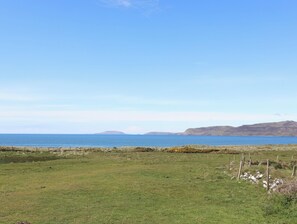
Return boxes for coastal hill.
[184,121,297,136]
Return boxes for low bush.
[263,180,297,219]
[276,180,297,201]
[166,146,220,153]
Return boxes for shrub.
[275,180,297,201]
[263,180,297,218]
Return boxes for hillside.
[184,121,297,136]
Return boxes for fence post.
[237,160,243,181]
[242,153,245,164]
[266,159,270,191]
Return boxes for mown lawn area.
[0,150,296,223]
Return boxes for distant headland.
[183,120,297,136]
[98,121,297,136]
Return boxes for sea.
[0,134,297,148]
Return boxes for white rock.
[250,176,258,183]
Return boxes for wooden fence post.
[242,153,245,164]
[237,160,243,181]
[266,159,270,191]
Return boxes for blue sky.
[0,0,297,133]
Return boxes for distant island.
[97,121,297,136]
[144,132,178,135]
[96,131,126,135]
[183,120,297,136]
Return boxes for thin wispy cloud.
[0,109,295,123]
[99,0,160,14]
[0,92,38,102]
[191,75,287,86]
[102,0,132,8]
[89,94,198,107]
[1,108,296,133]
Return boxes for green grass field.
[1,148,297,224]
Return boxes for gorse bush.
[166,146,220,153]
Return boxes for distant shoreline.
[1,144,297,151]
[1,144,297,162]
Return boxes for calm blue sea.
[0,134,297,147]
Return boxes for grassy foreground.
[1,146,297,223]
